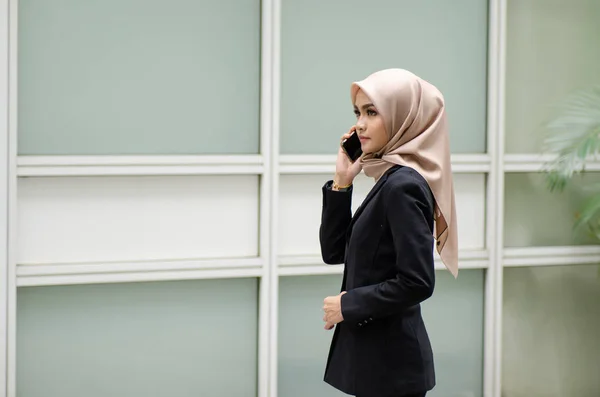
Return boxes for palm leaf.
[541,85,600,192]
[574,194,600,231]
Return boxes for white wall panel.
[456,173,487,249]
[279,173,485,257]
[17,175,259,264]
[278,174,372,257]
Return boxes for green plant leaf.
[573,193,600,231]
[541,86,600,191]
[540,86,600,240]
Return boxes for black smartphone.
[342,132,363,162]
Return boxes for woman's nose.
[356,119,366,132]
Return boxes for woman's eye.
[353,110,360,117]
[367,109,377,116]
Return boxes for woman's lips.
[359,136,370,142]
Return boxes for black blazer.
[320,165,436,397]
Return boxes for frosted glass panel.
[278,275,347,397]
[280,0,488,154]
[505,0,600,153]
[278,270,484,397]
[18,0,260,155]
[17,279,258,397]
[504,173,600,247]
[422,270,484,397]
[502,265,600,397]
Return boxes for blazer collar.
[348,165,402,231]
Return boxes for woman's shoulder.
[384,165,429,190]
[383,166,433,203]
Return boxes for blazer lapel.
[346,166,401,240]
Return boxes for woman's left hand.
[323,291,346,330]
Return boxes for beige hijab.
[351,69,458,277]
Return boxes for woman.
[319,68,458,397]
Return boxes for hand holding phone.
[334,127,363,188]
[341,131,363,163]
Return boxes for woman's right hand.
[334,127,363,188]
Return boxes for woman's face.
[353,89,388,155]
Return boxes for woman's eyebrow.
[354,103,375,110]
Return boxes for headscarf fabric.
[351,68,458,277]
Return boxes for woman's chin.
[361,140,386,155]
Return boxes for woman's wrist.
[332,174,353,191]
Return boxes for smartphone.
[342,131,363,162]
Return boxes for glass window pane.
[280,0,488,154]
[278,275,347,397]
[278,270,484,397]
[18,0,260,155]
[505,0,600,153]
[17,279,258,397]
[504,173,600,247]
[502,265,600,396]
[422,270,484,397]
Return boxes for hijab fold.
[351,69,458,277]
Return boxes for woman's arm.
[319,126,363,265]
[340,175,435,324]
[319,182,353,264]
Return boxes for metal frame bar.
[485,1,507,395]
[267,0,281,394]
[0,0,9,395]
[5,1,16,395]
[258,0,275,395]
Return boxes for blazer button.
[358,323,363,327]
[369,317,373,321]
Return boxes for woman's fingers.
[340,126,357,143]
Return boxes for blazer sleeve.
[340,175,435,324]
[319,181,353,265]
